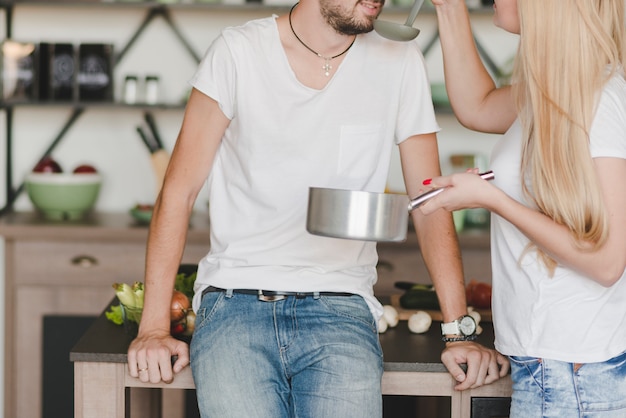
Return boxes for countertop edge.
[68,352,449,374]
[0,211,211,243]
[0,211,490,248]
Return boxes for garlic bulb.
[468,309,481,325]
[468,309,483,335]
[382,305,399,328]
[408,311,432,334]
[378,317,389,333]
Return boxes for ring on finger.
[138,367,148,373]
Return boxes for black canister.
[77,43,113,102]
[39,42,76,102]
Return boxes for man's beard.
[320,0,383,35]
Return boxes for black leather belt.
[202,286,353,302]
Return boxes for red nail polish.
[423,178,432,186]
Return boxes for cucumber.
[399,285,440,310]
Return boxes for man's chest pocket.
[337,124,385,180]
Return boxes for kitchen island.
[71,302,511,418]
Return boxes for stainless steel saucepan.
[306,171,494,242]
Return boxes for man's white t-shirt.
[189,17,440,318]
[490,72,626,363]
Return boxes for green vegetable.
[112,282,138,308]
[105,305,124,325]
[399,285,440,310]
[175,272,197,300]
[107,270,196,327]
[132,281,144,309]
[111,281,143,324]
[123,306,142,324]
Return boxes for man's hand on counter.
[127,332,190,384]
[441,341,510,390]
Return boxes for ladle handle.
[405,0,426,26]
[408,170,495,211]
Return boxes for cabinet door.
[13,285,114,418]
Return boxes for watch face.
[459,316,476,336]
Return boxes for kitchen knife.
[136,126,158,153]
[151,148,170,195]
[135,124,169,195]
[144,112,164,150]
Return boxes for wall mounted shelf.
[0,2,199,213]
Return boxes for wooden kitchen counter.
[0,210,211,243]
[0,210,489,248]
[71,302,511,418]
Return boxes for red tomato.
[466,280,492,309]
[170,322,186,335]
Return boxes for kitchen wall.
[0,4,519,412]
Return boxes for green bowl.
[25,173,102,221]
[130,206,153,225]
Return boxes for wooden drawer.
[13,241,208,286]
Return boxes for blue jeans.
[190,291,383,418]
[509,351,626,417]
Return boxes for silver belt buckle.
[257,290,286,302]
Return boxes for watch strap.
[442,335,478,343]
[441,320,460,335]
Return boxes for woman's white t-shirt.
[490,73,626,363]
[188,17,440,318]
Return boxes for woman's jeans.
[509,351,626,417]
[190,291,383,418]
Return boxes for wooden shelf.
[0,101,186,110]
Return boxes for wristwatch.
[441,315,477,342]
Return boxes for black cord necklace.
[288,3,356,77]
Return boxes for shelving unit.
[0,2,205,214]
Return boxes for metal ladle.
[373,0,425,42]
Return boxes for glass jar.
[123,75,138,104]
[145,75,159,104]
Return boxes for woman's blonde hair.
[512,0,625,274]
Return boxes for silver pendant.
[323,59,332,77]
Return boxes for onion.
[170,290,190,322]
